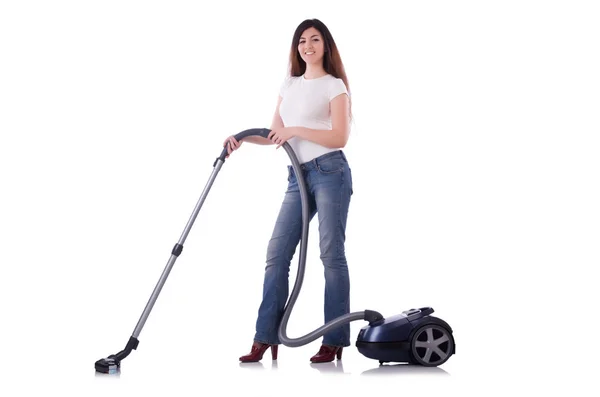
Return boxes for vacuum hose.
[226,128,384,348]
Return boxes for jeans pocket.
[317,157,344,174]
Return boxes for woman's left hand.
[268,127,297,149]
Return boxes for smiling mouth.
[305,51,315,55]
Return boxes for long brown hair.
[288,19,353,120]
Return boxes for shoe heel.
[336,347,343,360]
[271,345,278,360]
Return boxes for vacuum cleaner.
[94,128,456,374]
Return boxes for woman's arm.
[292,93,350,148]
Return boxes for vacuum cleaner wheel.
[410,324,454,367]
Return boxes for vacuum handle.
[234,127,271,142]
[217,128,272,163]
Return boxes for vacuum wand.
[95,128,271,374]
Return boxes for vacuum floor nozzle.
[95,356,120,374]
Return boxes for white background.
[1,0,598,396]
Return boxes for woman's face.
[298,27,325,65]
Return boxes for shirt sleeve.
[329,78,348,101]
[279,76,291,98]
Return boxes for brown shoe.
[239,341,278,362]
[310,344,343,363]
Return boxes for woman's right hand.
[223,135,242,158]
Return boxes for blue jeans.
[254,150,354,347]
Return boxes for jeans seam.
[337,168,346,258]
[270,198,302,341]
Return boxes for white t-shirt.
[278,73,349,164]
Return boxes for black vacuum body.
[356,307,455,366]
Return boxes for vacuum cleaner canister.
[355,307,455,366]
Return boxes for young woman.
[224,18,353,364]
